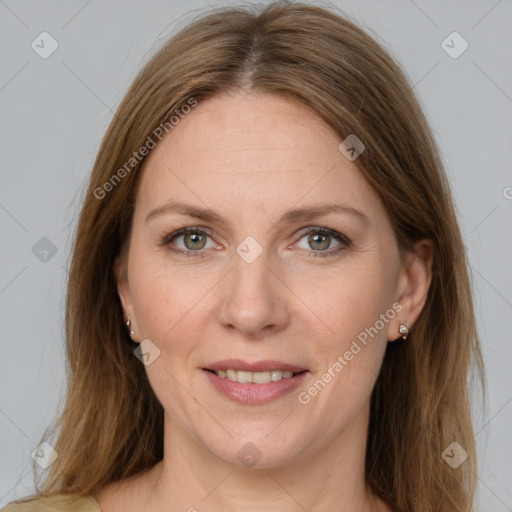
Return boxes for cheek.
[294,255,397,411]
[294,257,395,353]
[128,262,212,411]
[129,253,216,356]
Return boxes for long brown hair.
[13,2,485,510]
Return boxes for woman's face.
[117,92,421,468]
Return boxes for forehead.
[134,92,383,223]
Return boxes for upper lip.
[205,359,307,373]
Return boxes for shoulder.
[1,494,101,512]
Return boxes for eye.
[160,227,216,257]
[294,227,351,258]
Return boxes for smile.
[202,359,309,404]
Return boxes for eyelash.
[160,226,351,259]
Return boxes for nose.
[217,247,290,338]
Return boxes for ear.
[114,255,134,327]
[388,239,434,342]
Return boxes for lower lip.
[203,369,309,405]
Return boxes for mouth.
[202,359,309,404]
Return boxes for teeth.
[237,370,253,383]
[214,369,297,383]
[271,370,283,381]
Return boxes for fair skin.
[96,92,433,512]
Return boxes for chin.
[198,427,309,470]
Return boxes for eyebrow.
[145,201,369,227]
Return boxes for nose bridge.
[233,242,272,295]
[217,238,288,335]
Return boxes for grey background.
[1,0,511,509]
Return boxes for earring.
[399,323,409,340]
[125,316,135,337]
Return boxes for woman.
[2,1,485,511]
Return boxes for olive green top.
[1,495,102,512]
